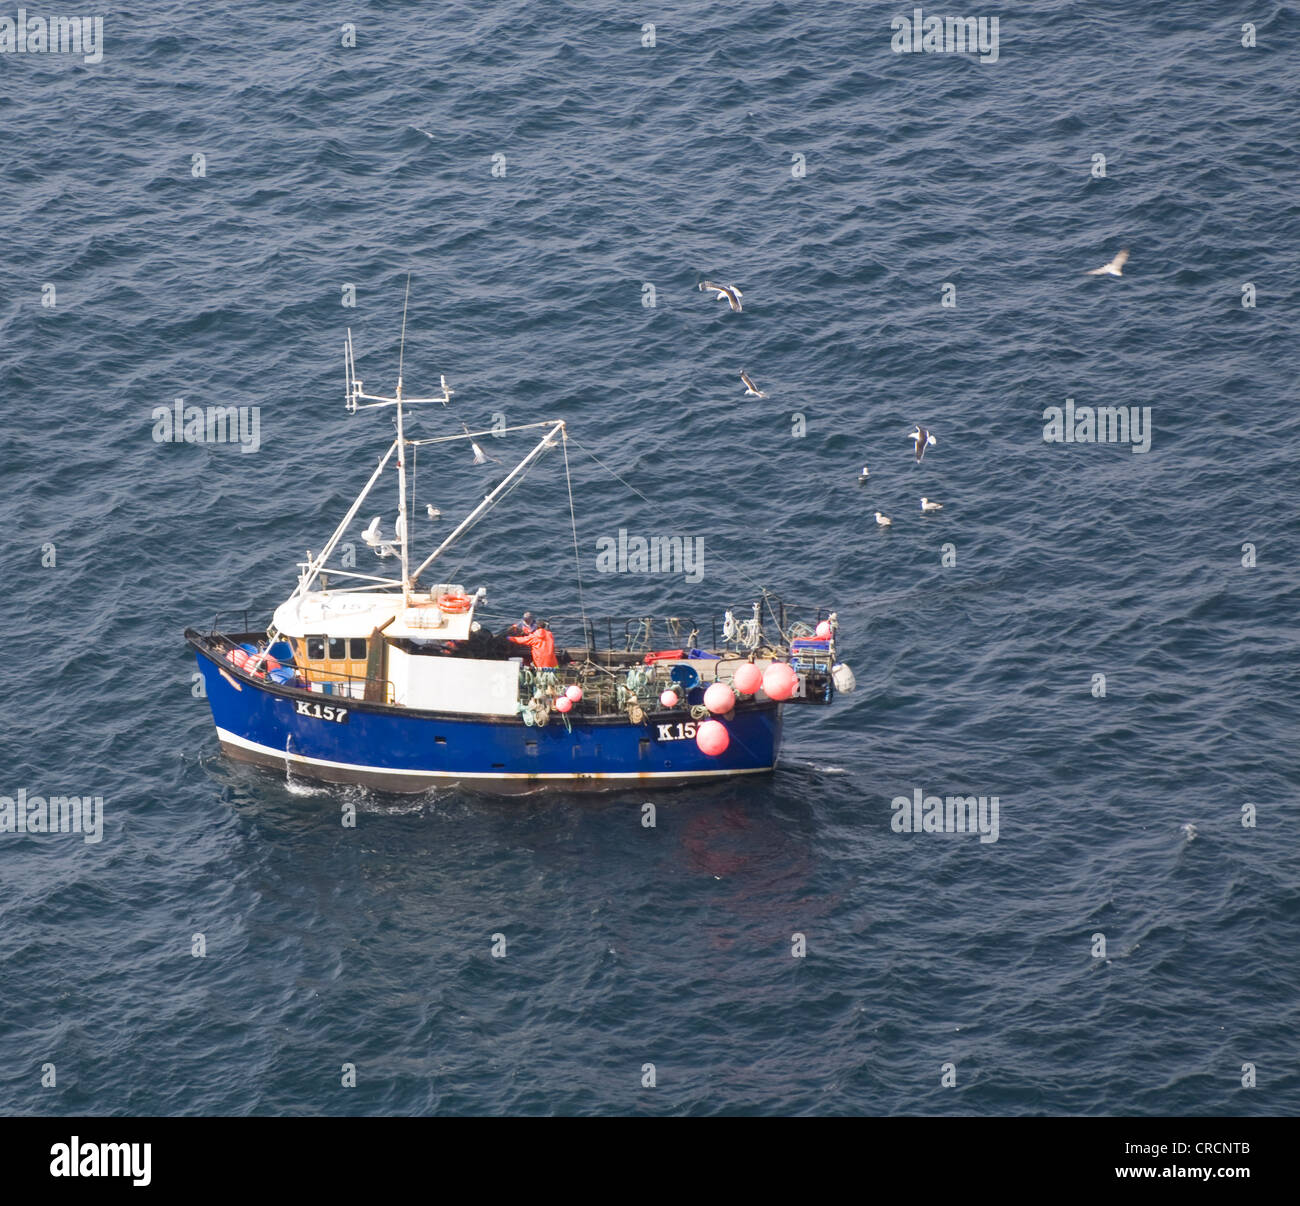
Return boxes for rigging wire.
[561,429,589,638]
[565,433,775,603]
[442,448,556,585]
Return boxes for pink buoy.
[704,682,736,715]
[555,695,573,713]
[659,689,679,708]
[565,685,583,702]
[696,719,729,756]
[762,662,798,701]
[732,663,762,695]
[815,620,833,639]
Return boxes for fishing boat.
[186,312,855,793]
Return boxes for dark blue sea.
[1,1,1297,1117]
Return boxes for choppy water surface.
[0,2,1296,1114]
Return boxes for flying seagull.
[920,497,943,512]
[874,512,892,527]
[699,281,743,312]
[740,371,766,398]
[909,426,936,462]
[439,375,454,404]
[1084,248,1129,277]
[462,422,498,466]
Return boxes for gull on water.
[699,281,743,312]
[858,464,869,483]
[920,497,943,512]
[874,512,892,527]
[909,426,936,462]
[426,504,441,520]
[740,371,766,398]
[1084,248,1129,277]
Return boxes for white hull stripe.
[215,728,774,781]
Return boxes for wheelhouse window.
[349,638,367,660]
[328,637,346,660]
[306,636,325,660]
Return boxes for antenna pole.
[396,274,412,600]
[397,272,410,393]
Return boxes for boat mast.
[345,286,449,603]
[342,290,565,601]
[395,275,412,601]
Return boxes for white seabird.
[1084,248,1129,277]
[699,281,743,312]
[426,504,441,520]
[362,516,383,546]
[462,423,499,466]
[874,511,892,527]
[920,497,943,512]
[740,371,766,398]
[909,426,936,462]
[858,465,869,483]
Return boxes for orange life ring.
[438,592,472,614]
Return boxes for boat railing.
[210,609,257,637]
[532,600,835,658]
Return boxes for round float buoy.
[816,620,833,639]
[696,719,729,755]
[762,662,798,701]
[732,663,762,695]
[659,689,679,708]
[704,682,736,715]
[565,685,582,702]
[555,695,573,713]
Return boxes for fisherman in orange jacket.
[508,620,558,668]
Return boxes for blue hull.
[193,642,783,793]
